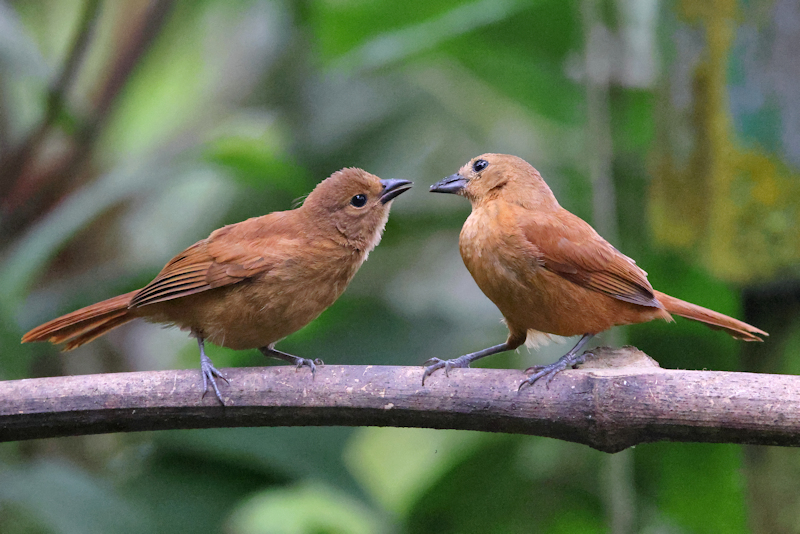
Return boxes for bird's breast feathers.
[459,204,539,292]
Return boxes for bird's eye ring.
[350,194,368,208]
[473,159,489,172]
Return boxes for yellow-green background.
[1,0,798,532]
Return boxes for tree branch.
[1,347,798,452]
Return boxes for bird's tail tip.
[655,290,767,341]
[21,291,137,350]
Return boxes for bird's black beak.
[430,173,467,194]
[379,179,413,204]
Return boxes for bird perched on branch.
[423,153,766,388]
[23,168,412,403]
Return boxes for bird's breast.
[458,204,667,337]
[460,205,536,298]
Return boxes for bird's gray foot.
[200,352,229,404]
[294,357,324,374]
[422,356,471,385]
[260,346,323,378]
[519,351,590,391]
[421,342,514,386]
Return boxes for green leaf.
[227,482,382,534]
[344,427,489,515]
[0,460,150,534]
[155,427,363,496]
[204,136,310,194]
[120,446,280,534]
[639,443,748,534]
[406,436,605,533]
[321,0,531,71]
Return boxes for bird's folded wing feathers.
[129,221,290,308]
[520,212,662,308]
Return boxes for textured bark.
[1,347,798,452]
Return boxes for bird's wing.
[519,210,661,308]
[129,214,295,308]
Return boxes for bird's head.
[430,153,559,211]
[304,168,412,252]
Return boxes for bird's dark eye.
[473,159,489,172]
[350,194,367,208]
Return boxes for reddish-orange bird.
[424,153,766,388]
[23,168,412,403]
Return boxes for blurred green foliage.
[0,0,797,533]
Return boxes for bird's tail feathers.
[22,291,138,350]
[655,290,767,341]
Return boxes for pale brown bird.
[23,168,412,403]
[423,153,766,388]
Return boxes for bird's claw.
[295,357,324,377]
[518,364,564,391]
[518,351,591,391]
[422,357,469,385]
[200,355,228,404]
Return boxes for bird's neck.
[346,212,389,256]
[301,207,387,256]
[471,183,561,213]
